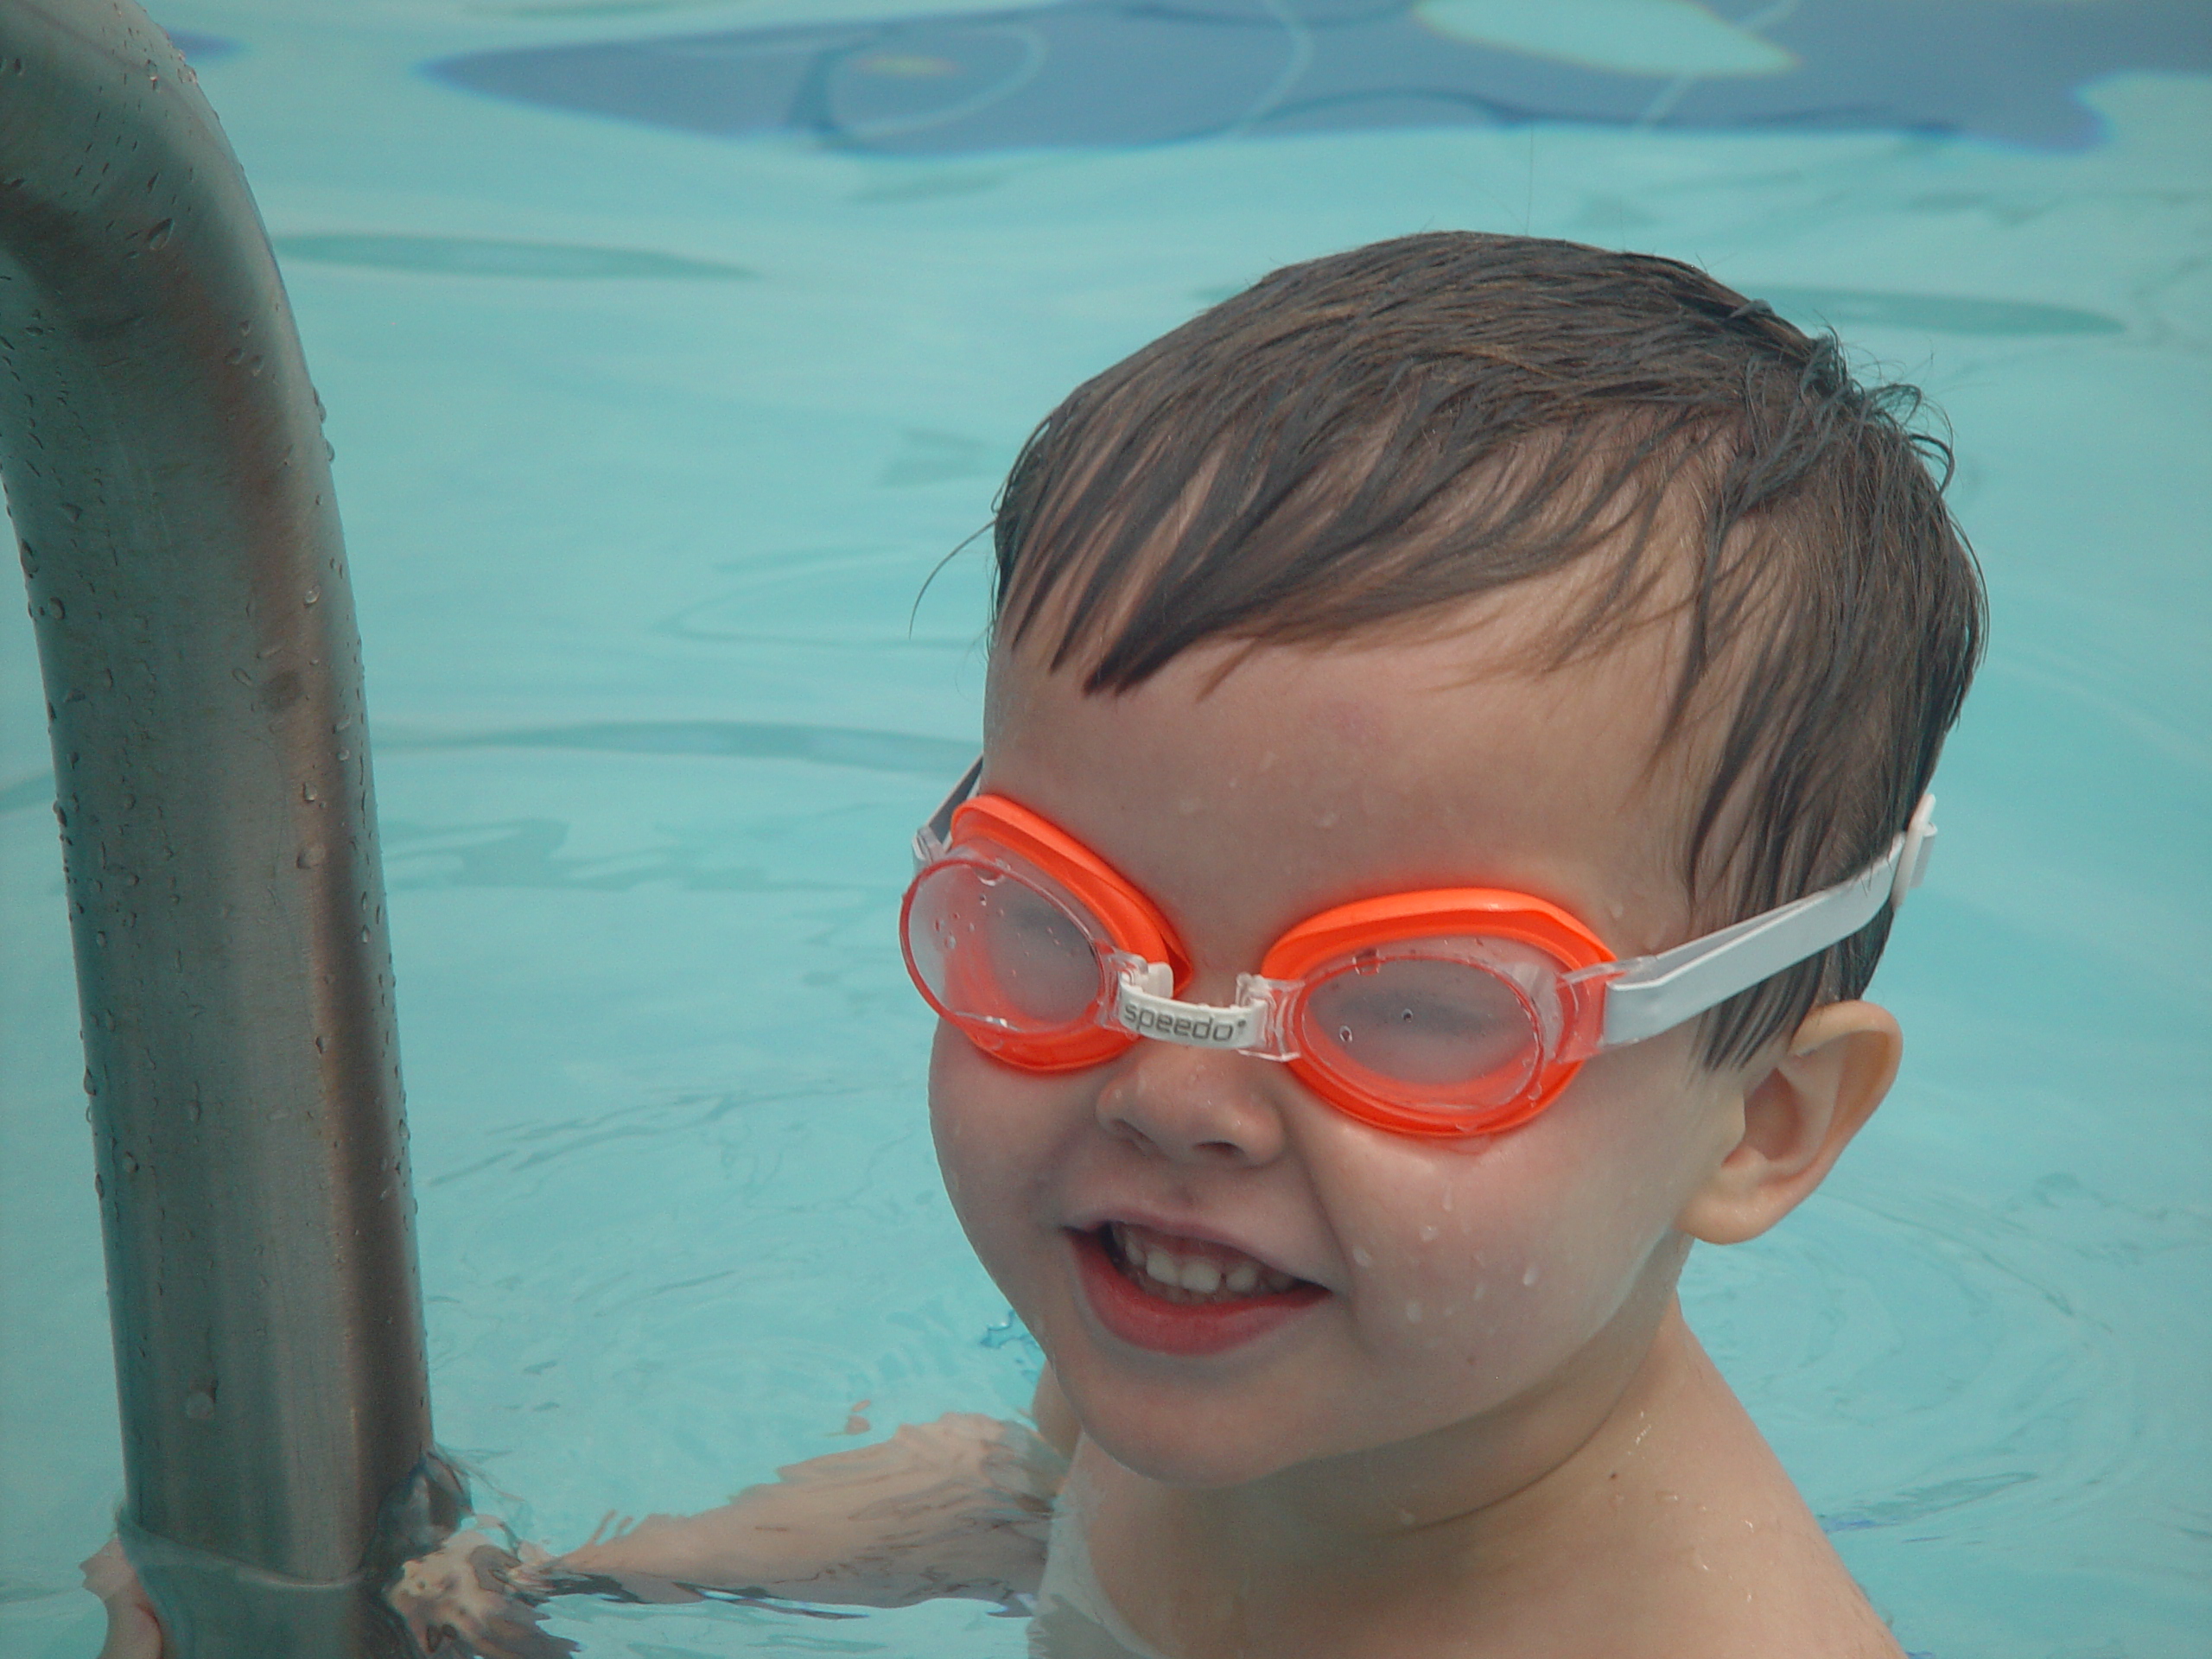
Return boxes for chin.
[1060,1377,1325,1489]
[1088,1421,1292,1489]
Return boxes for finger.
[80,1539,137,1601]
[473,1606,581,1659]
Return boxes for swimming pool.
[1,1,2204,1653]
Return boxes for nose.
[1095,1039,1287,1168]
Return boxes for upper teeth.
[1114,1223,1292,1297]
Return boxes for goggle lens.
[905,855,1108,1035]
[1296,946,1546,1109]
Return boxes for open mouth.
[1100,1219,1306,1303]
[1073,1221,1326,1357]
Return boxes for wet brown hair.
[989,232,1985,1067]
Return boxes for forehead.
[982,596,1702,959]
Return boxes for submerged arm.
[543,1411,1064,1607]
[385,1412,1065,1656]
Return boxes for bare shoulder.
[1580,1321,1908,1659]
[1636,1499,1905,1659]
[1458,1311,1909,1659]
[1413,1468,1905,1659]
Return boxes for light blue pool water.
[2,3,2206,1655]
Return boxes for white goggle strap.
[1597,792,1937,1050]
[912,754,985,871]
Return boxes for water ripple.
[274,233,756,282]
[382,720,972,776]
[1686,1161,2207,1613]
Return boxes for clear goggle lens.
[1293,944,1554,1111]
[905,855,1110,1033]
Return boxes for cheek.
[1325,1150,1600,1366]
[927,1026,1082,1281]
[1318,1046,1718,1362]
[927,1025,1018,1230]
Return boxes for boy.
[96,232,1983,1657]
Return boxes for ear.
[1677,1000,1904,1246]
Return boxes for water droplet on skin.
[302,784,318,802]
[303,585,320,606]
[1404,1300,1422,1323]
[1419,1224,1439,1242]
[1522,1264,1540,1287]
[1351,1246,1374,1268]
[120,1153,137,1174]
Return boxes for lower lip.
[1071,1229,1327,1357]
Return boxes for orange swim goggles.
[901,762,1936,1138]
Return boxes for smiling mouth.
[1098,1220,1309,1305]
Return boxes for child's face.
[931,601,1755,1496]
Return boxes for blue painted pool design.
[0,2,2205,1656]
[429,0,2212,154]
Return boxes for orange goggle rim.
[905,791,1624,1136]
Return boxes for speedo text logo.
[1120,1002,1245,1044]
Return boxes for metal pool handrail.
[0,3,451,1652]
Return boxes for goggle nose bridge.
[1105,957,1301,1060]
